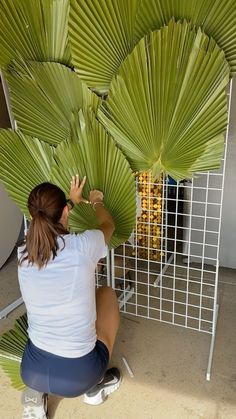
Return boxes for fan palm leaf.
[6,61,100,145]
[135,0,236,76]
[68,0,140,93]
[51,111,137,248]
[0,130,54,217]
[0,0,70,70]
[0,313,28,390]
[98,20,229,181]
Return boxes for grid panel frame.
[96,80,233,345]
[107,161,226,334]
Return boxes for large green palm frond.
[51,111,137,248]
[135,0,236,76]
[6,62,100,145]
[68,0,140,93]
[0,0,70,70]
[0,130,54,217]
[0,314,27,390]
[98,20,229,181]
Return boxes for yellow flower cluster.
[135,171,163,260]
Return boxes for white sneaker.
[22,405,48,419]
[84,367,121,405]
[21,388,48,419]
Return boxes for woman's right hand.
[69,175,88,205]
[89,190,104,205]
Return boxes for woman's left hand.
[69,175,88,205]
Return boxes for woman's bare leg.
[96,286,120,357]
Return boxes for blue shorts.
[21,339,109,398]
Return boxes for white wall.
[0,183,23,268]
[181,80,236,269]
[220,79,236,268]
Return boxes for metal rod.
[122,356,134,378]
[153,254,174,287]
[106,248,111,287]
[206,303,219,381]
[206,78,234,381]
[119,286,135,310]
[24,214,28,237]
[0,297,24,319]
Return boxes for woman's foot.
[84,367,121,405]
[21,388,48,419]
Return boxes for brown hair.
[19,182,69,269]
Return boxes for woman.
[18,175,120,419]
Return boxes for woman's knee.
[96,286,118,304]
[96,286,120,323]
[96,287,120,356]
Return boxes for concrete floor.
[0,251,236,419]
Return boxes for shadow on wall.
[220,79,236,269]
[0,78,11,128]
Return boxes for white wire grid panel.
[96,81,232,337]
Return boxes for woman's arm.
[68,176,115,245]
[89,190,115,245]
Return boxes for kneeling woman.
[18,175,120,419]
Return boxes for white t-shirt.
[17,230,107,358]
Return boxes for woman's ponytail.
[19,183,69,269]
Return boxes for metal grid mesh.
[109,173,220,334]
[94,169,223,334]
[96,81,232,339]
